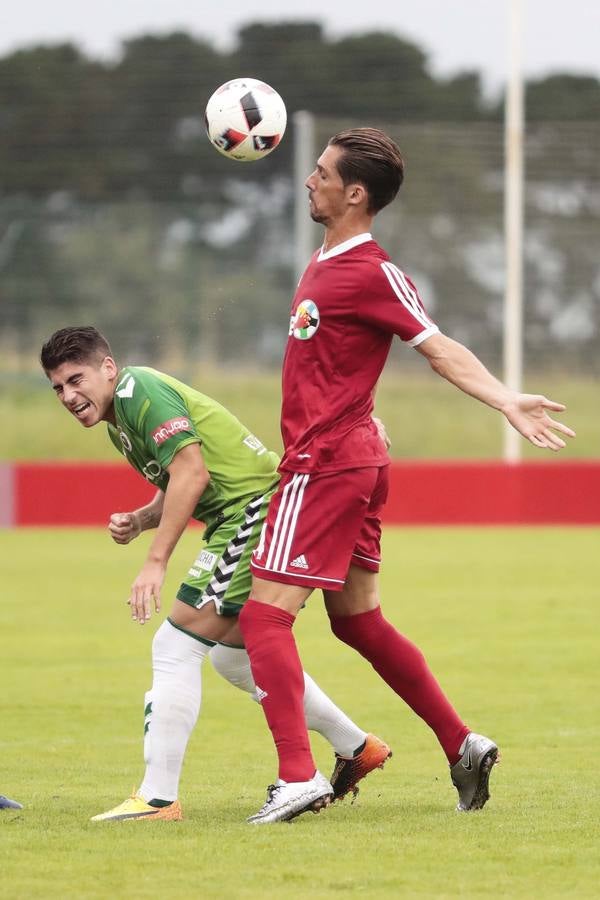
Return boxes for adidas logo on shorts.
[290,554,309,570]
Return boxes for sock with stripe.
[210,644,366,757]
[238,599,316,782]
[138,619,212,803]
[329,606,469,764]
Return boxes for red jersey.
[280,233,439,474]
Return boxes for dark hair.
[40,326,113,372]
[328,127,404,214]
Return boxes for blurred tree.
[1,25,598,373]
[327,32,435,119]
[525,73,600,121]
[0,44,111,196]
[107,32,228,197]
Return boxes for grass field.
[1,526,599,898]
[2,370,597,460]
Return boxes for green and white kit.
[107,366,279,614]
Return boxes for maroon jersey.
[280,233,439,474]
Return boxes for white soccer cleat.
[450,732,500,811]
[247,770,333,824]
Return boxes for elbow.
[427,354,448,378]
[194,467,210,498]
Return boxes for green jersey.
[107,366,279,527]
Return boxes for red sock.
[238,598,316,782]
[329,606,468,764]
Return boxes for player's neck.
[321,219,373,254]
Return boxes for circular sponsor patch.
[291,300,320,340]
[119,429,132,452]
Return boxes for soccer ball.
[204,77,287,162]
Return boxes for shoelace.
[260,784,283,810]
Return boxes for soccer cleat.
[450,732,499,812]
[0,795,23,810]
[247,770,333,825]
[330,733,392,801]
[90,793,183,822]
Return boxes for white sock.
[209,644,366,758]
[138,620,212,803]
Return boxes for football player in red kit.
[239,128,575,824]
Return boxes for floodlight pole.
[503,0,525,462]
[293,111,315,284]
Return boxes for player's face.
[48,357,118,427]
[305,145,352,225]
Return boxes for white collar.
[317,232,372,261]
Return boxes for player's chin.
[72,407,100,428]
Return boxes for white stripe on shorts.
[352,551,381,565]
[266,472,309,573]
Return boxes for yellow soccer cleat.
[91,793,183,822]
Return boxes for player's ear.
[347,182,367,207]
[102,356,119,380]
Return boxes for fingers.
[540,398,566,412]
[128,584,155,624]
[528,429,566,451]
[126,560,164,624]
[108,513,138,544]
[545,417,576,438]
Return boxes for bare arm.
[416,332,575,451]
[128,442,210,623]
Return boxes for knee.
[329,607,382,654]
[210,645,256,695]
[152,619,173,661]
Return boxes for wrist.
[498,390,519,414]
[147,551,168,565]
[131,511,143,533]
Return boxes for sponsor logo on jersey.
[119,429,132,452]
[142,459,163,482]
[193,550,217,573]
[243,434,266,455]
[289,299,320,340]
[151,417,192,446]
[255,686,269,703]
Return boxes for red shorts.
[250,465,389,591]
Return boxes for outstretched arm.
[128,442,209,624]
[416,332,576,451]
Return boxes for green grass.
[1,370,597,460]
[1,526,599,898]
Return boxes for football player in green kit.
[41,326,391,822]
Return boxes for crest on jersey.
[290,300,320,340]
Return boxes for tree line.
[1,21,599,199]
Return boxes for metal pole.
[503,0,525,461]
[293,110,315,284]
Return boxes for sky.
[1,0,599,96]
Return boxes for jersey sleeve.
[359,261,439,346]
[117,369,201,469]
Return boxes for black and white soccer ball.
[204,77,287,162]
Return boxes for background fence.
[2,119,599,380]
